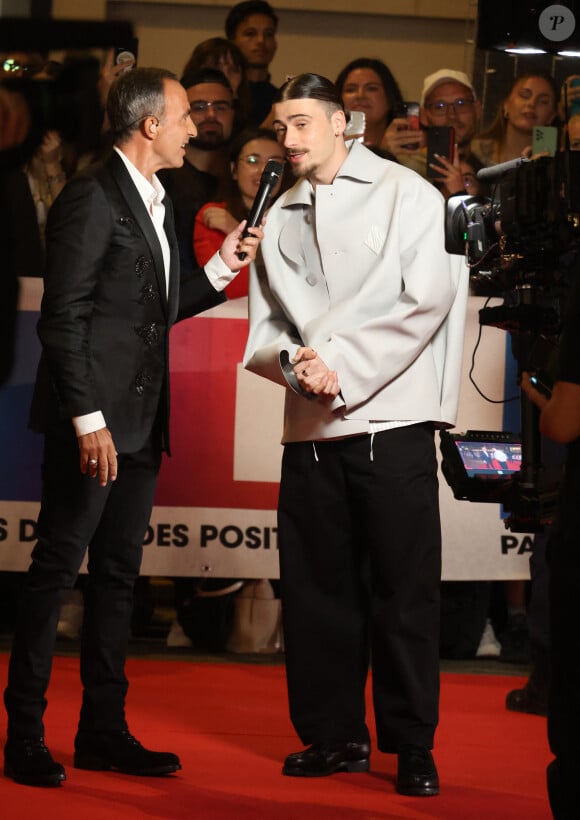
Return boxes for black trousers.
[278,423,441,753]
[4,423,161,740]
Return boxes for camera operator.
[520,275,580,820]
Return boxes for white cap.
[420,69,476,107]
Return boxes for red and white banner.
[0,280,533,579]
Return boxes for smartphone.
[395,102,421,151]
[529,373,552,398]
[426,126,455,178]
[403,101,420,130]
[532,125,558,157]
[344,110,366,142]
[395,101,421,149]
[115,38,138,73]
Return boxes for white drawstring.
[369,432,375,462]
[312,441,319,462]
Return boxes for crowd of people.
[1,2,579,815]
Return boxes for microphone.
[476,156,530,184]
[237,158,284,261]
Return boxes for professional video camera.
[441,151,580,532]
[445,151,580,286]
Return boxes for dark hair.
[225,1,278,39]
[219,126,282,219]
[181,38,251,127]
[107,67,176,143]
[275,72,344,113]
[183,37,246,77]
[228,125,278,162]
[180,66,234,94]
[335,57,404,128]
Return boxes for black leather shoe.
[4,737,66,786]
[282,741,370,777]
[396,745,439,797]
[506,683,547,716]
[74,730,181,776]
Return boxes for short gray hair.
[107,67,177,143]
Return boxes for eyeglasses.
[463,172,477,188]
[189,100,233,114]
[238,154,285,167]
[425,98,475,116]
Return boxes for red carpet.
[0,654,551,819]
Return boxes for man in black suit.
[3,66,262,787]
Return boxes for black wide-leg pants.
[4,423,161,740]
[278,423,441,753]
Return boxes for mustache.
[197,119,224,129]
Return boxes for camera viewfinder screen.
[455,440,521,478]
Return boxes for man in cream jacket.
[244,73,468,798]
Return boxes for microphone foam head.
[262,159,284,183]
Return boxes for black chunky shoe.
[282,741,370,777]
[74,729,181,776]
[506,682,548,716]
[396,745,439,797]
[4,737,66,786]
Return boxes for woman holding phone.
[471,72,558,166]
[335,57,404,149]
[430,72,558,199]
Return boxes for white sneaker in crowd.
[475,618,502,658]
[166,619,193,648]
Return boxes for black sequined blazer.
[29,149,224,454]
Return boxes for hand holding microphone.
[237,158,284,261]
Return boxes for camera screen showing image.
[453,438,521,478]
[440,430,521,504]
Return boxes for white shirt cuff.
[204,250,239,292]
[73,411,107,437]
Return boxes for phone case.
[400,102,421,149]
[532,126,558,157]
[344,110,366,142]
[426,127,455,178]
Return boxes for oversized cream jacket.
[243,140,469,444]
